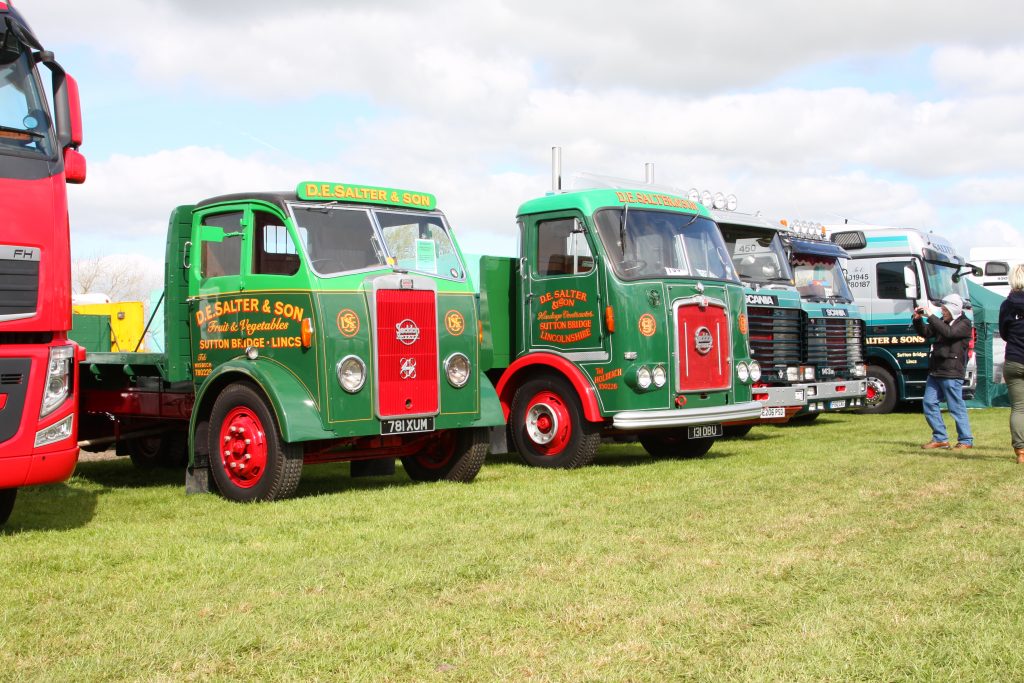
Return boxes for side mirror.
[64,74,84,148]
[63,148,86,184]
[903,264,919,300]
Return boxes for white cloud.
[932,46,1024,94]
[952,177,1024,204]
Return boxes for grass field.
[3,409,1024,681]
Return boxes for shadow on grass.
[1,482,98,534]
[296,462,419,497]
[72,458,182,490]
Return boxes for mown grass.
[3,409,1024,681]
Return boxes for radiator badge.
[400,357,417,379]
[395,319,421,345]
[694,326,714,355]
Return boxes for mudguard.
[189,358,335,448]
[471,374,506,428]
[866,346,909,397]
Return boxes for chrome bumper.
[758,385,807,408]
[612,401,764,430]
[798,379,867,401]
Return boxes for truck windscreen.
[594,209,738,282]
[0,49,54,159]
[720,225,793,285]
[792,256,854,302]
[290,204,464,280]
[923,260,970,306]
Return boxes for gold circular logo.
[445,310,465,336]
[337,309,360,337]
[639,313,657,337]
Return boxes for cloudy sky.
[26,0,1024,278]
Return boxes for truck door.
[524,213,604,357]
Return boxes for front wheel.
[510,376,601,468]
[127,431,188,469]
[207,383,303,502]
[0,488,16,526]
[860,364,898,414]
[401,428,488,483]
[639,430,716,459]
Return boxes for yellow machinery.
[71,302,146,352]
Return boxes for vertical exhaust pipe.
[551,146,562,193]
[644,162,655,184]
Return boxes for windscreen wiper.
[0,124,42,139]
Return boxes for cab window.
[877,260,913,299]
[200,211,243,279]
[536,218,593,277]
[253,211,301,276]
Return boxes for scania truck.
[710,206,866,429]
[831,225,976,413]
[477,155,763,466]
[0,1,86,524]
[781,222,867,418]
[75,182,502,502]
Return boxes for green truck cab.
[76,182,502,501]
[478,186,763,466]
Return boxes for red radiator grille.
[375,289,439,418]
[675,302,731,391]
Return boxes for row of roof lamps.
[686,188,830,241]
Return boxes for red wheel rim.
[218,406,269,488]
[413,432,455,470]
[524,390,572,456]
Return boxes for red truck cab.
[0,1,86,523]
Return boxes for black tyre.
[207,383,303,502]
[639,430,716,458]
[127,431,188,469]
[510,375,601,468]
[0,488,16,526]
[722,424,753,439]
[860,364,898,414]
[401,427,488,483]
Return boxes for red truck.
[0,1,86,524]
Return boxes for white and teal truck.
[830,225,977,413]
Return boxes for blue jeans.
[923,375,973,445]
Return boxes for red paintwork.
[218,406,267,488]
[79,387,194,420]
[0,337,80,488]
[676,303,731,391]
[493,351,603,423]
[302,432,445,464]
[0,176,72,333]
[0,394,6,411]
[524,389,572,456]
[375,289,439,418]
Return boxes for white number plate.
[687,424,723,439]
[381,417,434,435]
[760,407,787,418]
[828,400,847,410]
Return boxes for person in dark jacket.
[999,264,1024,463]
[913,293,974,450]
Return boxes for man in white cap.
[912,293,974,450]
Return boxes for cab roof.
[517,187,710,219]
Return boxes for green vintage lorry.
[75,181,503,501]
[476,164,763,466]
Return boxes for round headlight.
[700,190,713,207]
[737,361,750,383]
[712,192,726,210]
[749,361,761,383]
[726,194,738,211]
[687,188,700,203]
[444,352,471,388]
[652,365,667,388]
[637,366,652,390]
[337,355,366,393]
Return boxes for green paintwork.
[296,181,436,210]
[480,187,754,419]
[183,194,499,442]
